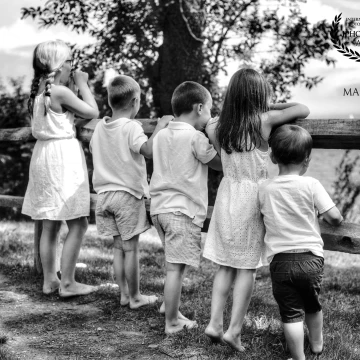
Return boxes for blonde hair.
[28,40,71,116]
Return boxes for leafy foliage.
[333,151,360,224]
[0,79,33,219]
[22,0,337,108]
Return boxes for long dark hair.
[216,68,272,154]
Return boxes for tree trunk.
[151,0,205,116]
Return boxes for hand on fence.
[157,115,174,129]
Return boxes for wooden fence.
[1,118,360,274]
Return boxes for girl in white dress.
[203,68,310,351]
[22,40,99,297]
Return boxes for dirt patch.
[0,272,183,360]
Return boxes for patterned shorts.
[96,191,150,246]
[151,212,202,268]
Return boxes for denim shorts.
[270,252,324,323]
[151,212,202,268]
[96,190,150,245]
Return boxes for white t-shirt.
[90,117,149,198]
[258,175,335,262]
[150,121,217,227]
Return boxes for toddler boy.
[259,124,343,360]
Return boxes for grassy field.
[0,221,360,360]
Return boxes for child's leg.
[205,265,237,342]
[122,235,158,309]
[40,220,61,294]
[159,267,190,321]
[113,235,129,306]
[59,217,97,297]
[305,311,323,354]
[223,269,256,351]
[283,322,306,360]
[164,261,197,334]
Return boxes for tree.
[0,79,33,219]
[21,0,340,206]
[22,0,337,115]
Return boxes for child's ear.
[195,103,203,115]
[270,151,277,164]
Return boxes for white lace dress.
[203,147,269,269]
[22,93,90,220]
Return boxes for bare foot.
[129,294,158,310]
[165,319,198,335]
[120,293,130,306]
[43,279,60,295]
[223,331,245,352]
[205,325,224,344]
[59,282,97,298]
[159,302,190,321]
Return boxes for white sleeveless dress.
[22,93,90,220]
[203,147,269,269]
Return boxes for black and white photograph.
[0,0,359,359]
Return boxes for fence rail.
[1,118,360,149]
[1,118,360,273]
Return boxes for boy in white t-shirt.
[90,75,172,309]
[259,125,343,360]
[150,81,222,334]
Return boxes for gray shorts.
[96,190,150,244]
[151,212,202,268]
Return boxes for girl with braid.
[22,40,99,297]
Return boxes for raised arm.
[140,115,173,159]
[55,71,99,120]
[262,103,310,140]
[205,117,221,156]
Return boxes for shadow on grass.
[1,226,360,359]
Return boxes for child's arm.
[321,206,343,226]
[262,102,310,140]
[55,71,99,119]
[206,154,222,171]
[140,115,173,159]
[205,117,221,156]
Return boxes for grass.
[1,222,360,359]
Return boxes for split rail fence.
[1,118,360,274]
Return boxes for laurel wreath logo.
[330,13,360,62]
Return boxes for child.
[90,75,172,309]
[203,68,310,351]
[22,40,99,297]
[259,125,343,360]
[150,81,222,334]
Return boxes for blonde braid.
[27,73,42,117]
[43,70,57,115]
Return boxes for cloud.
[0,18,95,53]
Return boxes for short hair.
[107,75,140,110]
[171,81,210,117]
[270,125,313,165]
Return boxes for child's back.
[91,117,149,198]
[259,175,335,262]
[150,121,216,227]
[203,141,268,268]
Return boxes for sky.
[0,0,359,119]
